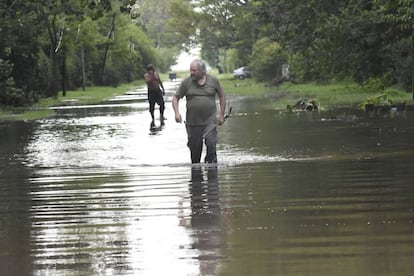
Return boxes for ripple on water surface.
[3,102,414,275]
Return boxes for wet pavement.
[1,81,414,275]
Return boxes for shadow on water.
[2,92,414,275]
[0,121,35,276]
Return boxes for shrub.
[249,38,288,83]
[0,85,27,106]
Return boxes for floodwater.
[1,84,414,276]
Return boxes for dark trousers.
[148,89,165,120]
[186,124,218,164]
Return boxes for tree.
[127,0,197,71]
[131,0,170,48]
[105,13,157,84]
[376,0,413,97]
[32,0,117,97]
[1,0,167,106]
[249,38,288,82]
[196,0,244,67]
[164,0,199,51]
[246,0,412,90]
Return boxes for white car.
[233,66,251,79]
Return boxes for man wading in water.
[144,64,165,123]
[172,59,226,164]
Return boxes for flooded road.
[1,84,414,275]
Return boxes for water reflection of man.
[172,59,226,164]
[189,167,222,275]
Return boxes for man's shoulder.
[176,77,192,96]
[180,76,193,86]
[206,74,221,86]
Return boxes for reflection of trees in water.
[189,166,224,275]
[0,121,35,275]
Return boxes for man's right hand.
[175,113,182,123]
[172,95,182,123]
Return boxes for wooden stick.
[202,107,232,139]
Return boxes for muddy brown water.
[1,89,414,275]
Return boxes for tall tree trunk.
[99,13,116,85]
[61,46,66,97]
[47,48,60,98]
[44,14,62,98]
[81,47,86,91]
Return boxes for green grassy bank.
[0,81,145,121]
[218,74,412,110]
[1,74,412,121]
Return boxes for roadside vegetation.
[1,81,145,121]
[218,74,412,110]
[2,72,412,121]
[1,1,412,120]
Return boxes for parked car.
[233,66,251,79]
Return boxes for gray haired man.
[172,59,226,164]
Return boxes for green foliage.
[359,88,410,109]
[362,71,395,91]
[0,49,13,81]
[219,76,271,96]
[2,0,412,108]
[0,86,27,107]
[224,49,241,73]
[104,15,156,84]
[197,0,238,50]
[249,38,288,82]
[196,0,253,68]
[154,47,180,73]
[164,0,198,51]
[359,93,394,110]
[191,0,412,93]
[0,0,176,107]
[0,1,40,105]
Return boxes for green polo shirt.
[175,75,222,126]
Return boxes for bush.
[0,85,27,106]
[102,65,122,87]
[155,47,179,73]
[363,71,395,91]
[249,38,288,83]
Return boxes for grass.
[278,82,411,110]
[217,73,412,110]
[0,106,55,121]
[38,81,146,107]
[0,81,145,121]
[219,75,273,96]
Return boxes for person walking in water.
[144,64,165,122]
[172,59,226,164]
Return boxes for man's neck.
[197,74,207,86]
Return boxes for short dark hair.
[147,64,154,71]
